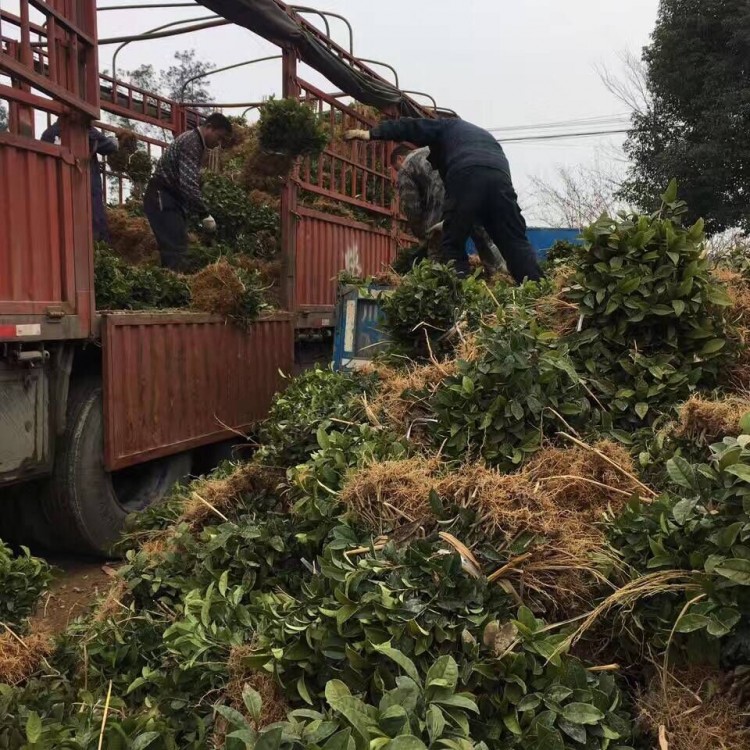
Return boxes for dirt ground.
[29,557,115,635]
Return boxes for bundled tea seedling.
[94,245,190,310]
[381,261,495,359]
[543,239,579,268]
[201,173,280,257]
[259,97,329,158]
[105,207,158,265]
[0,542,52,631]
[431,315,591,468]
[566,181,733,428]
[608,432,750,664]
[675,394,750,443]
[189,259,268,327]
[257,366,377,467]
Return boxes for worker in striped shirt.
[144,112,232,271]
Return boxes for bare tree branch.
[597,50,651,114]
[530,161,625,228]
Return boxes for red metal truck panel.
[102,313,294,470]
[295,208,394,312]
[0,0,98,340]
[0,140,82,317]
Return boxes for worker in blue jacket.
[345,118,542,283]
[42,121,119,243]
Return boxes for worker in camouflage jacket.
[392,145,505,273]
[144,112,232,271]
[347,118,542,283]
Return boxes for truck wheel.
[44,379,191,557]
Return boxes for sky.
[95,0,661,222]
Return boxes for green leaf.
[25,712,42,744]
[426,705,446,743]
[517,694,542,712]
[256,726,284,750]
[667,456,696,489]
[561,702,605,725]
[243,685,263,724]
[426,656,458,690]
[383,738,428,750]
[297,675,313,706]
[673,497,699,525]
[740,413,750,435]
[726,464,750,483]
[323,728,354,750]
[674,614,711,633]
[661,179,678,205]
[502,712,522,736]
[325,682,373,750]
[635,402,649,420]
[218,569,229,598]
[462,376,474,395]
[372,642,421,684]
[216,704,251,730]
[706,286,732,307]
[432,694,480,714]
[714,559,750,585]
[558,718,587,744]
[671,300,686,316]
[132,733,162,750]
[700,339,726,355]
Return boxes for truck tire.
[44,378,191,557]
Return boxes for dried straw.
[637,667,750,750]
[226,644,289,728]
[0,629,53,685]
[179,463,284,529]
[676,394,750,443]
[341,439,646,614]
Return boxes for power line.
[499,128,630,143]
[487,113,631,133]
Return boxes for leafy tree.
[161,49,215,103]
[0,102,7,131]
[620,0,750,235]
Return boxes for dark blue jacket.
[370,118,511,182]
[41,121,118,242]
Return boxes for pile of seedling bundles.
[4,181,750,749]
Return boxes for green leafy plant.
[94,244,190,310]
[566,182,732,428]
[217,657,487,750]
[0,541,52,630]
[543,239,578,268]
[431,316,591,468]
[201,174,280,256]
[381,261,494,359]
[609,432,750,664]
[259,97,329,158]
[257,367,376,467]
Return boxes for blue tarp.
[526,227,582,260]
[468,228,581,261]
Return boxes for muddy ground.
[29,557,115,635]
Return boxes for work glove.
[426,221,444,237]
[202,215,217,233]
[344,129,371,141]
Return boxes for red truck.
[0,0,431,554]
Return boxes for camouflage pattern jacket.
[398,148,505,272]
[397,147,445,239]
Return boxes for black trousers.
[143,181,189,272]
[441,167,543,283]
